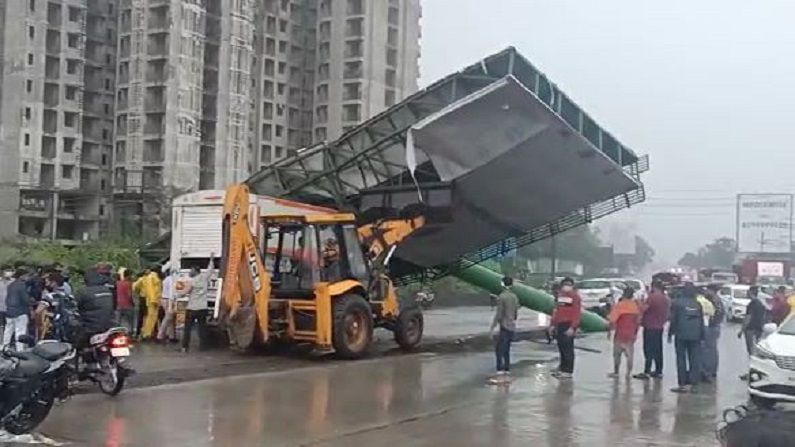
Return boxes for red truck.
[739,259,792,285]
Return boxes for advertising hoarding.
[736,194,793,253]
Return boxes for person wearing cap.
[550,277,582,379]
[489,276,519,383]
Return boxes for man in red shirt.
[771,286,791,325]
[550,277,582,379]
[608,288,641,379]
[115,268,134,333]
[634,281,670,379]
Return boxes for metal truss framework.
[245,47,649,278]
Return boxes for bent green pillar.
[451,262,608,332]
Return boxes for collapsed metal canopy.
[245,47,648,273]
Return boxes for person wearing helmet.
[75,269,115,339]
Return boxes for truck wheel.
[332,295,374,359]
[394,306,424,351]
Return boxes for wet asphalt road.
[19,322,758,446]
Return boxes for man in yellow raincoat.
[133,268,162,340]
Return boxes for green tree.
[678,237,736,269]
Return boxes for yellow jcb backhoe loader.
[218,184,425,359]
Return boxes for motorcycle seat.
[32,341,72,361]
[9,353,49,378]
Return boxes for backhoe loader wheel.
[332,294,374,359]
[394,307,424,351]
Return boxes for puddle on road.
[0,430,68,445]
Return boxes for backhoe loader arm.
[357,216,425,267]
[220,184,270,348]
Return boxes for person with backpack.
[668,282,706,393]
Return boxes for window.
[385,90,396,106]
[278,40,287,53]
[23,161,30,173]
[101,153,108,165]
[263,101,273,118]
[28,53,34,65]
[29,0,35,12]
[261,144,272,162]
[24,134,30,146]
[24,107,32,120]
[278,62,286,74]
[61,165,74,179]
[68,6,81,22]
[67,33,80,48]
[387,48,397,66]
[264,59,275,76]
[64,112,77,128]
[65,85,77,100]
[277,82,285,95]
[105,53,111,64]
[275,146,283,158]
[104,103,110,114]
[67,59,80,74]
[347,0,363,15]
[26,80,33,93]
[279,19,287,33]
[276,104,284,117]
[99,205,105,216]
[315,127,327,141]
[100,179,107,190]
[102,129,109,140]
[388,7,399,25]
[28,26,35,39]
[386,69,396,87]
[342,104,360,122]
[105,79,111,90]
[388,27,398,46]
[275,125,283,137]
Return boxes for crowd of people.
[488,277,791,392]
[0,259,216,353]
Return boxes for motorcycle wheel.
[4,393,55,435]
[97,358,126,396]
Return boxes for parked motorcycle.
[35,292,133,396]
[82,327,133,396]
[0,337,75,434]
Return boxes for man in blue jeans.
[489,276,519,384]
[668,283,706,393]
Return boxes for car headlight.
[755,343,777,361]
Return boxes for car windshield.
[732,289,750,299]
[579,281,611,290]
[719,287,731,296]
[624,280,642,290]
[779,318,795,336]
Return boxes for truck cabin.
[260,214,369,297]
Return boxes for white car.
[621,278,647,300]
[722,285,772,322]
[748,319,795,407]
[577,279,626,315]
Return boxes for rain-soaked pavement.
[14,321,756,446]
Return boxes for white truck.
[169,189,334,317]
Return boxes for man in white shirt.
[157,268,177,342]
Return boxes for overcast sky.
[419,0,795,264]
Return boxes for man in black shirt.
[738,286,767,356]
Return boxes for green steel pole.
[452,262,608,332]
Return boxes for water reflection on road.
[28,329,753,446]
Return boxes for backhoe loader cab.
[220,184,424,359]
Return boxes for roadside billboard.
[736,194,793,254]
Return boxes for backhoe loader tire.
[394,306,424,351]
[332,294,374,359]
